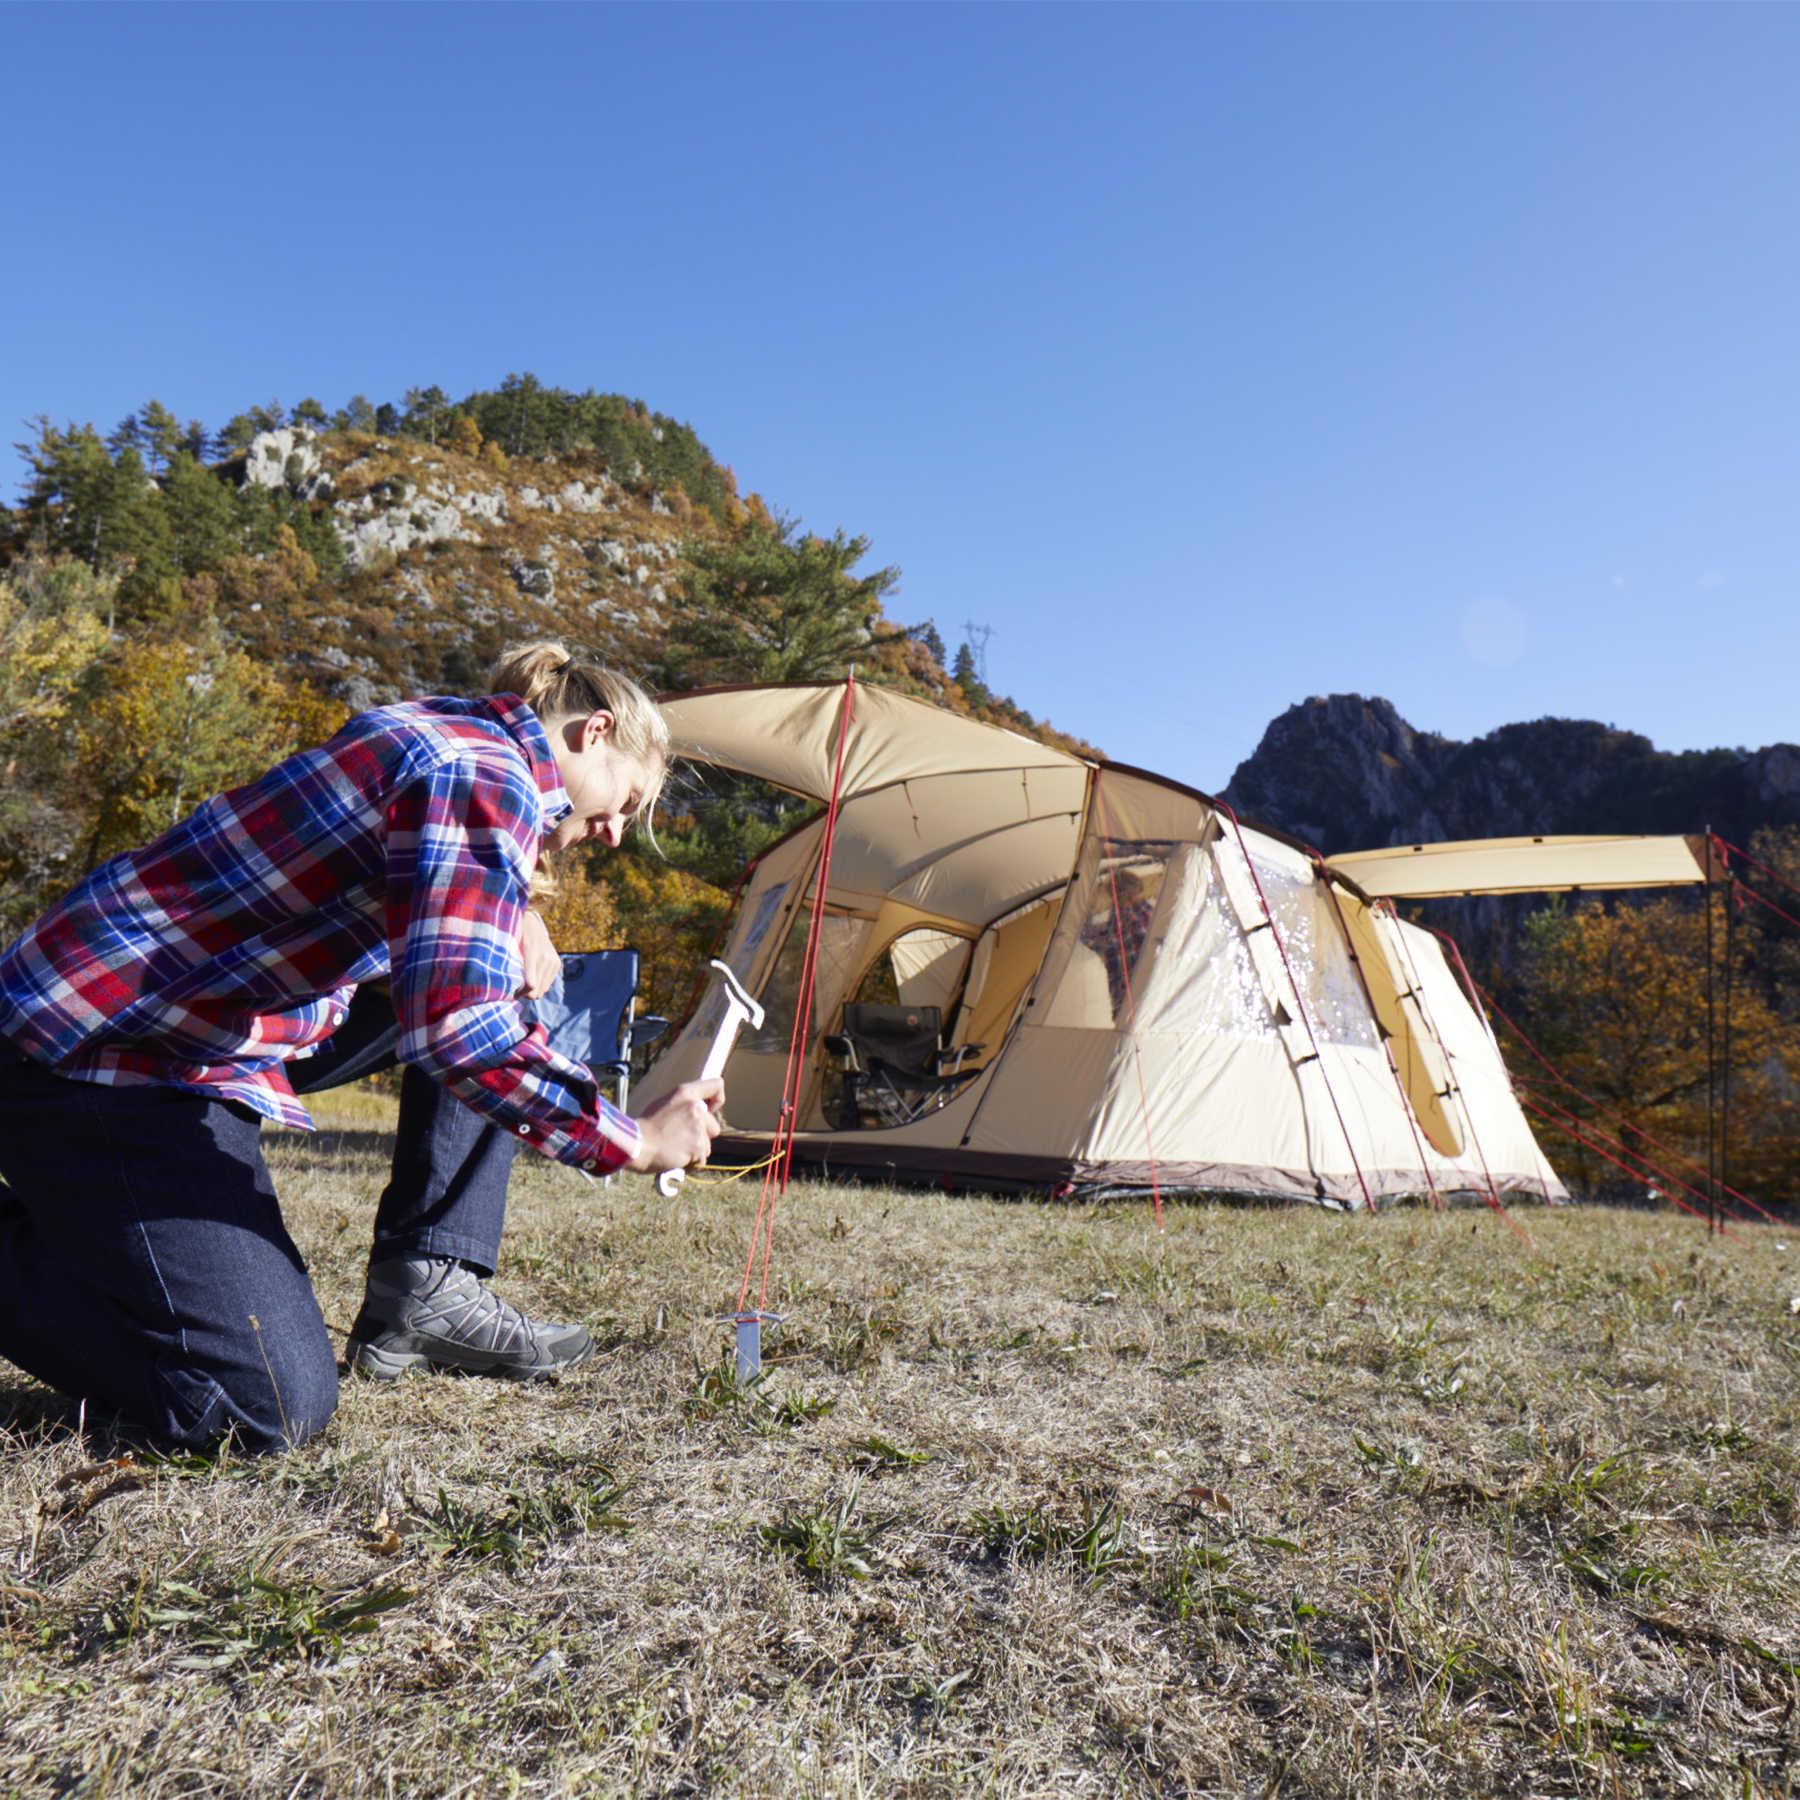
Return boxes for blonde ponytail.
[488,640,670,861]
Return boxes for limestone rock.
[242,428,323,493]
[510,559,555,601]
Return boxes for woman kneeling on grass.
[0,641,723,1455]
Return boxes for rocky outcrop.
[1224,694,1800,854]
[1219,695,1453,849]
[212,426,696,706]
[242,428,324,493]
[517,477,620,515]
[330,476,510,567]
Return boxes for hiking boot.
[346,1255,593,1381]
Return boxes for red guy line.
[1092,773,1163,1228]
[1312,862,1444,1211]
[1216,802,1375,1214]
[1472,977,1779,1226]
[1518,1093,1743,1243]
[738,674,858,1313]
[1515,1076,1759,1228]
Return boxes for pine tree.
[138,401,182,476]
[402,384,449,446]
[501,371,545,456]
[216,413,261,456]
[163,452,241,574]
[107,411,147,461]
[914,619,947,666]
[952,641,988,704]
[292,397,329,431]
[16,420,118,564]
[668,512,898,687]
[101,449,179,620]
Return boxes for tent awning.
[1326,834,1712,899]
[659,681,1086,803]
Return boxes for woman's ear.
[584,709,616,749]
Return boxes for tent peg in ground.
[718,1309,785,1381]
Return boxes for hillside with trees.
[0,377,1091,1012]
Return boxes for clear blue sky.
[5,2,1797,789]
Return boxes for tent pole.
[1315,864,1443,1211]
[1722,864,1734,1230]
[1407,921,1529,1240]
[1703,829,1717,1236]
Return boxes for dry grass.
[4,1093,1798,1798]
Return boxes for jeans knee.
[242,1342,339,1453]
[158,1342,339,1457]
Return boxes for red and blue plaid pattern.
[0,694,641,1174]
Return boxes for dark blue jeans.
[0,987,519,1454]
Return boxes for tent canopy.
[660,682,1083,804]
[1326,834,1711,899]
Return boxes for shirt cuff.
[589,1105,643,1174]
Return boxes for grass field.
[3,1092,1798,1798]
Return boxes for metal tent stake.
[718,1309,785,1381]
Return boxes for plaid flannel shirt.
[0,693,641,1174]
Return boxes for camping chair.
[533,949,668,1116]
[822,1003,985,1130]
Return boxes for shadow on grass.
[299,1128,398,1161]
[0,1376,87,1447]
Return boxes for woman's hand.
[628,1079,725,1175]
[517,909,562,999]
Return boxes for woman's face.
[546,711,658,852]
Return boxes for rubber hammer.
[657,958,764,1197]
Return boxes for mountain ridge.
[1222,692,1800,856]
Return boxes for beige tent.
[635,683,1697,1207]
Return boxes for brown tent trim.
[707,1133,1559,1205]
[1090,758,1326,866]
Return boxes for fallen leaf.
[1178,1484,1232,1513]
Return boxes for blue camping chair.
[531,948,668,1116]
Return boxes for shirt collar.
[488,694,573,833]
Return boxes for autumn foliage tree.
[74,625,345,872]
[0,558,114,929]
[1512,891,1800,1203]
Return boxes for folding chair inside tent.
[823,1003,985,1130]
[532,948,668,1115]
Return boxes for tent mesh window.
[736,880,791,977]
[1077,839,1176,1025]
[1247,857,1380,1048]
[1144,843,1278,1040]
[744,909,868,1057]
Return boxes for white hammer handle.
[657,960,763,1197]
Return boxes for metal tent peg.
[716,1309,785,1382]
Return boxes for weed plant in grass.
[1,1088,1797,1795]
